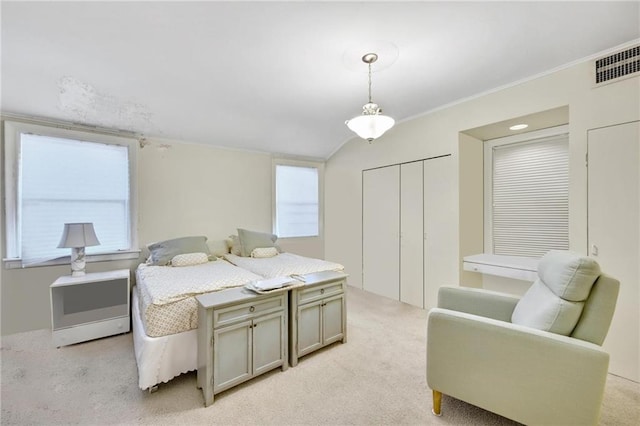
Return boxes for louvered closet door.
[363,165,400,300]
[588,121,639,382]
[424,156,455,310]
[400,161,424,308]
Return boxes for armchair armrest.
[426,308,609,425]
[437,286,521,322]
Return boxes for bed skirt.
[132,287,197,390]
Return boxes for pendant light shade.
[345,53,395,142]
[346,103,395,142]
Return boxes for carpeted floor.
[1,286,638,425]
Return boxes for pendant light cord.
[368,61,373,103]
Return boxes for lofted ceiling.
[2,1,639,160]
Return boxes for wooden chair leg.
[432,390,442,416]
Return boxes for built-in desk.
[463,254,538,282]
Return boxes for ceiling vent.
[594,44,640,86]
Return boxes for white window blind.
[491,134,569,257]
[275,164,319,238]
[13,132,132,264]
[4,120,138,269]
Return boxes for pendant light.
[345,53,395,142]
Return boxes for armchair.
[426,250,619,425]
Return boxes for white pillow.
[226,235,242,256]
[537,250,601,301]
[207,239,229,257]
[251,247,279,258]
[170,252,209,267]
[511,250,601,336]
[511,280,585,335]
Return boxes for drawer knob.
[320,289,324,294]
[249,306,255,312]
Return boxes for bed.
[132,259,262,390]
[223,252,344,278]
[132,232,345,391]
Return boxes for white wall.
[326,60,639,289]
[325,58,640,380]
[1,137,323,335]
[138,139,273,242]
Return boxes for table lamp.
[57,223,101,277]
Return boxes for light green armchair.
[426,250,619,425]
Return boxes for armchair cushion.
[511,280,585,335]
[538,250,601,301]
[512,250,601,335]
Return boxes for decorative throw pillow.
[237,228,278,257]
[511,280,585,335]
[251,247,279,258]
[207,239,230,258]
[537,250,601,301]
[147,236,210,266]
[171,252,209,267]
[226,235,242,256]
[511,250,601,336]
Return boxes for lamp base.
[70,247,87,277]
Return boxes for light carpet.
[1,286,638,425]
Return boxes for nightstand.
[50,269,130,347]
[196,287,288,406]
[288,270,348,367]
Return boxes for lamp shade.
[57,223,100,248]
[346,113,395,142]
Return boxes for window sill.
[3,250,141,270]
[277,235,321,241]
[463,254,539,282]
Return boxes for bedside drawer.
[213,294,285,328]
[297,280,344,305]
[52,316,129,347]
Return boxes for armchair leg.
[432,390,442,416]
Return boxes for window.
[484,126,569,258]
[273,160,322,238]
[4,120,139,267]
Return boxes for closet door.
[363,166,400,300]
[588,121,639,382]
[424,156,455,310]
[400,162,424,308]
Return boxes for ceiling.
[2,1,639,160]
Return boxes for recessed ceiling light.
[509,124,528,131]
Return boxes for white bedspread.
[138,260,261,305]
[224,252,344,279]
[137,260,262,337]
